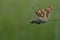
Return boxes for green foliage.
[0,0,60,40]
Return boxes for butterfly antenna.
[32,6,36,12]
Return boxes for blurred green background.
[0,0,60,40]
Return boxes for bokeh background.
[0,0,60,40]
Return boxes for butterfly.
[30,6,53,24]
